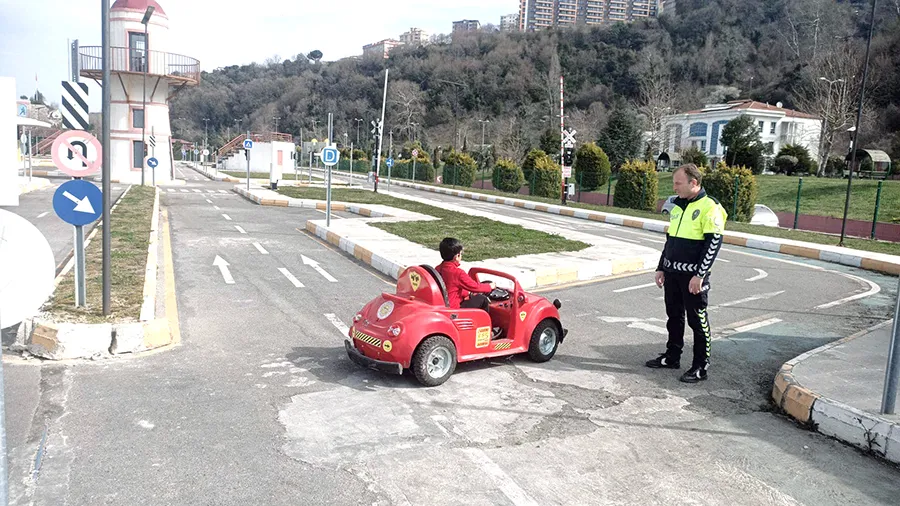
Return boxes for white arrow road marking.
[462,449,540,506]
[37,212,48,219]
[599,317,668,334]
[62,191,96,214]
[325,313,350,338]
[222,214,232,221]
[816,273,881,309]
[235,225,247,234]
[613,282,657,293]
[713,290,785,309]
[278,267,304,288]
[301,254,338,282]
[253,242,269,254]
[213,255,234,284]
[745,269,768,282]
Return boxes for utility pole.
[203,117,209,152]
[355,118,363,146]
[375,69,389,194]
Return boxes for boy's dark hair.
[439,237,463,261]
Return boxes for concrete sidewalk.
[773,320,900,465]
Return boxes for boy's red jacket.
[435,260,492,309]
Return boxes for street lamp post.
[354,118,363,146]
[140,5,155,186]
[203,117,209,153]
[273,116,280,134]
[478,119,490,189]
[839,0,878,247]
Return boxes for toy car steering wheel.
[488,288,510,301]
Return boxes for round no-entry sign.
[52,130,103,177]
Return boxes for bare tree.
[546,42,562,122]
[635,50,675,157]
[567,102,607,148]
[497,116,527,163]
[388,80,425,143]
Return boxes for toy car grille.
[353,329,382,348]
[454,319,475,331]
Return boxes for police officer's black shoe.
[680,365,708,383]
[645,354,680,369]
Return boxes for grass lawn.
[45,186,156,323]
[277,187,589,261]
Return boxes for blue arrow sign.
[321,146,340,167]
[147,157,159,168]
[386,157,394,168]
[53,180,103,226]
[243,139,253,150]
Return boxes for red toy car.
[345,264,567,386]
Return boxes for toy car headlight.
[388,324,402,337]
[353,313,363,322]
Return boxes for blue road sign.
[147,157,159,168]
[386,157,394,168]
[321,146,340,167]
[243,139,254,150]
[53,180,102,226]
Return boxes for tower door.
[129,32,147,72]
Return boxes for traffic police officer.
[646,164,728,383]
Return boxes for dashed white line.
[731,317,783,334]
[36,211,49,218]
[222,214,232,221]
[180,189,189,193]
[324,313,350,337]
[278,267,305,288]
[235,225,247,234]
[613,282,657,293]
[253,242,269,254]
[714,290,785,309]
[605,234,641,244]
[462,449,540,506]
[214,206,221,210]
[167,188,175,193]
[206,199,213,204]
[219,189,228,194]
[745,268,768,282]
[192,189,202,193]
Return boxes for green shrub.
[492,158,525,193]
[860,157,875,176]
[395,159,435,182]
[337,159,370,173]
[825,156,845,177]
[530,155,563,198]
[681,146,709,168]
[703,162,758,222]
[442,150,477,186]
[522,149,546,185]
[574,142,611,191]
[773,155,798,174]
[776,144,816,175]
[613,159,658,211]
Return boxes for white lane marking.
[613,282,657,293]
[253,242,269,254]
[731,318,783,334]
[815,273,881,309]
[717,258,731,263]
[222,214,232,221]
[167,188,175,193]
[721,247,823,270]
[600,317,665,323]
[219,189,228,194]
[214,206,221,210]
[36,211,49,218]
[714,290,785,309]
[278,267,305,288]
[213,255,234,284]
[235,225,247,234]
[206,199,213,204]
[605,234,641,244]
[629,322,669,334]
[180,189,189,193]
[192,189,202,193]
[639,237,667,244]
[302,254,338,282]
[325,313,350,337]
[314,209,344,219]
[745,269,767,282]
[462,448,540,506]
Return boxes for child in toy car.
[435,237,501,337]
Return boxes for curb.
[19,187,180,360]
[375,178,900,276]
[236,185,656,288]
[771,320,900,464]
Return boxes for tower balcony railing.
[78,46,200,85]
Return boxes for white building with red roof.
[659,100,822,166]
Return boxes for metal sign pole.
[375,69,389,192]
[308,151,312,183]
[350,142,354,185]
[246,130,250,193]
[882,275,900,414]
[101,0,112,316]
[27,129,33,181]
[151,126,156,186]
[327,113,333,228]
[74,225,86,306]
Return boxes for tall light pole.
[312,119,319,139]
[203,117,210,151]
[478,119,490,150]
[354,118,363,146]
[140,5,155,186]
[839,0,877,247]
[273,116,280,134]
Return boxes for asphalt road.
[6,169,898,505]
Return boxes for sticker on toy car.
[409,271,421,291]
[377,301,394,320]
[475,326,490,348]
[519,311,527,321]
[383,340,392,352]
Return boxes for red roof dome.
[110,0,167,17]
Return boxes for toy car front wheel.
[412,336,457,387]
[528,319,560,362]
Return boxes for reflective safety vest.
[660,190,727,274]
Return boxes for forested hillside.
[170,0,900,168]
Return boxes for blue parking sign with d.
[321,146,340,167]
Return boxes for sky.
[0,0,517,110]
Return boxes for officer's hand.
[689,276,703,295]
[655,271,665,288]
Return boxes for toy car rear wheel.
[528,319,560,362]
[412,336,457,387]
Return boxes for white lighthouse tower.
[79,0,199,183]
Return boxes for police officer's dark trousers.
[663,272,711,368]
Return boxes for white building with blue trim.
[659,100,822,167]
